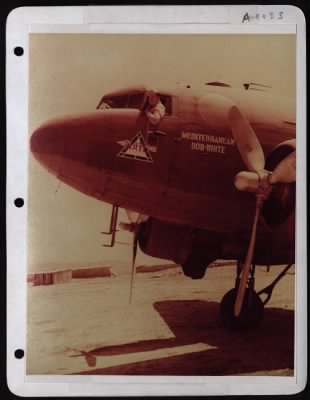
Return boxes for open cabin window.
[145,95,172,152]
[97,92,145,110]
[160,95,172,116]
[97,91,172,116]
[142,95,172,116]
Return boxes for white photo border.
[6,5,307,396]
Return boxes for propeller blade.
[126,210,149,224]
[229,106,265,173]
[129,225,139,304]
[234,198,262,316]
[126,210,139,223]
[269,151,296,184]
[124,209,149,303]
[119,221,134,232]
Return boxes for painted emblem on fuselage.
[117,131,153,162]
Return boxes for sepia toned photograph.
[27,33,296,377]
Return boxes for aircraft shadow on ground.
[77,300,294,376]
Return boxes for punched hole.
[14,47,24,56]
[14,198,24,208]
[14,349,24,359]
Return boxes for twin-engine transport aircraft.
[30,82,296,329]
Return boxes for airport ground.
[26,263,295,376]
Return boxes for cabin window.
[97,93,145,110]
[98,95,128,109]
[160,95,172,115]
[142,95,172,116]
[97,92,172,115]
[128,93,145,109]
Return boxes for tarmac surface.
[26,263,295,376]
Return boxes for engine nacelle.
[138,219,225,279]
[262,139,296,225]
[138,219,194,264]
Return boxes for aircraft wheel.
[220,288,264,330]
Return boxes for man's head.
[147,90,161,106]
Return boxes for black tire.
[220,288,264,330]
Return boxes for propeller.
[129,222,140,304]
[233,195,266,317]
[228,105,296,317]
[269,151,296,184]
[229,105,265,173]
[119,210,149,304]
[125,210,149,225]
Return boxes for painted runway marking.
[67,342,217,374]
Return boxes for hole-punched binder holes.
[14,349,24,359]
[14,198,24,208]
[14,47,24,56]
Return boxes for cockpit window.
[128,93,144,109]
[97,91,173,116]
[97,92,145,110]
[160,95,172,115]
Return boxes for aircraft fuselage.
[30,84,295,262]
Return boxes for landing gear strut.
[220,262,294,330]
[220,261,263,330]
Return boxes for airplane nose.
[30,120,66,174]
[31,123,65,154]
[30,109,138,180]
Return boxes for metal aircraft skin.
[30,82,296,327]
